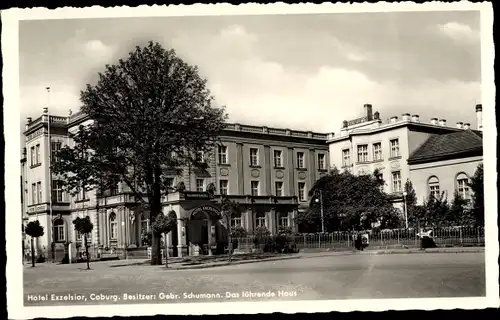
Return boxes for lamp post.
[315,190,325,234]
[402,191,408,229]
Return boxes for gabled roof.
[408,130,483,165]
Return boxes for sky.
[19,11,482,137]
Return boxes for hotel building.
[21,108,329,257]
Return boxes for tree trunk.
[149,165,163,265]
[31,238,35,267]
[84,235,90,270]
[164,232,168,268]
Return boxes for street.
[23,252,485,306]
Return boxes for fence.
[235,227,485,251]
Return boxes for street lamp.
[402,191,408,229]
[314,190,325,233]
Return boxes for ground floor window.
[256,212,266,228]
[53,219,65,242]
[230,212,242,228]
[278,212,289,228]
[109,212,118,240]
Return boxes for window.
[76,188,87,201]
[256,212,266,228]
[196,179,205,192]
[35,144,41,165]
[51,141,62,163]
[109,212,118,240]
[230,212,242,228]
[31,183,36,205]
[110,184,118,196]
[275,181,284,196]
[357,145,368,163]
[278,212,289,228]
[249,148,259,166]
[392,171,402,192]
[428,176,440,199]
[457,174,471,200]
[298,182,306,202]
[218,145,228,164]
[76,229,82,241]
[30,146,35,166]
[140,214,150,234]
[251,181,260,196]
[37,182,42,204]
[342,149,351,167]
[53,219,65,242]
[219,180,228,195]
[52,180,63,203]
[373,143,382,161]
[297,152,305,168]
[390,139,400,157]
[317,154,326,170]
[273,150,283,167]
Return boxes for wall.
[409,156,483,204]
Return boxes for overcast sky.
[19,11,481,136]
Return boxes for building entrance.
[186,205,221,256]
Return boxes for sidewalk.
[27,247,484,270]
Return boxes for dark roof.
[408,130,483,164]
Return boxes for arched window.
[109,212,118,240]
[428,176,440,199]
[53,219,65,242]
[278,212,289,228]
[256,212,266,228]
[230,212,242,228]
[456,173,471,200]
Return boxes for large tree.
[220,196,240,262]
[53,41,227,265]
[469,163,484,227]
[296,168,402,232]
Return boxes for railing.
[234,227,484,251]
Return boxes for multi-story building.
[327,104,483,211]
[21,108,329,258]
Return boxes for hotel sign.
[184,192,211,200]
[27,204,48,213]
[191,205,221,218]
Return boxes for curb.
[370,248,485,255]
[164,255,305,270]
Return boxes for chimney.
[439,119,446,126]
[476,104,483,130]
[402,113,411,121]
[364,104,373,121]
[463,123,471,130]
[411,114,420,122]
[456,122,464,129]
[373,111,380,120]
[342,120,348,128]
[389,116,398,124]
[430,118,438,125]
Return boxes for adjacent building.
[327,104,483,211]
[21,108,329,257]
[407,129,483,204]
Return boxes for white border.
[3,2,498,319]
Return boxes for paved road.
[23,252,485,306]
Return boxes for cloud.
[83,40,115,60]
[437,22,479,44]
